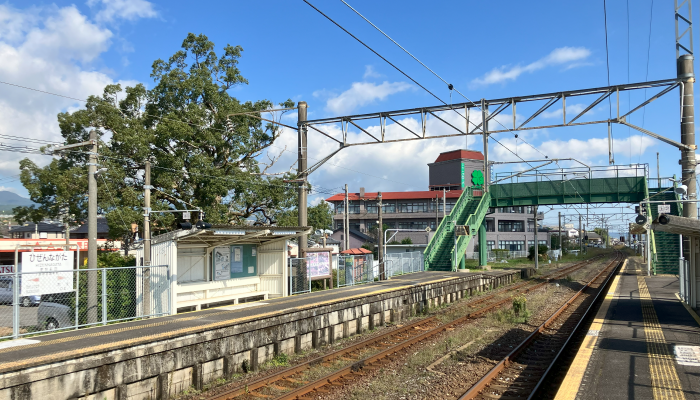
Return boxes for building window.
[486,240,496,250]
[366,221,377,232]
[350,223,360,231]
[367,203,396,214]
[335,221,343,230]
[498,220,525,232]
[349,202,360,214]
[498,240,525,251]
[527,219,536,232]
[484,218,495,232]
[398,202,429,213]
[398,221,428,230]
[528,240,549,247]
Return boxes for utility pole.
[53,131,100,323]
[87,130,98,324]
[443,188,447,219]
[143,161,151,316]
[579,215,583,254]
[533,205,539,270]
[344,184,349,251]
[377,192,384,279]
[657,152,661,188]
[558,211,562,256]
[298,101,308,257]
[435,193,439,229]
[482,99,489,193]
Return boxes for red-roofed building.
[326,149,550,254]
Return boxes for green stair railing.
[424,186,479,269]
[450,191,491,269]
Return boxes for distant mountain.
[0,191,33,206]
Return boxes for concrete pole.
[377,192,383,279]
[678,54,699,306]
[558,212,562,254]
[482,99,489,193]
[533,205,539,270]
[344,184,349,251]
[435,193,439,229]
[143,161,151,316]
[297,101,308,257]
[657,152,661,188]
[87,130,98,324]
[579,215,583,254]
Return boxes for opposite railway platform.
[556,257,700,400]
[0,268,517,400]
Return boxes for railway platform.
[556,257,700,400]
[0,269,517,400]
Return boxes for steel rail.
[205,255,606,400]
[273,255,610,400]
[458,252,623,400]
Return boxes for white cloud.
[471,47,591,87]
[0,4,138,179]
[541,103,588,119]
[363,65,382,79]
[325,81,411,115]
[88,0,158,23]
[491,135,655,165]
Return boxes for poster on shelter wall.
[231,246,243,274]
[21,251,74,296]
[306,251,330,278]
[213,246,231,281]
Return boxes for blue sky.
[0,0,695,231]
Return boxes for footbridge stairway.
[423,170,659,272]
[649,188,683,274]
[424,187,490,271]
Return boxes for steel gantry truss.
[303,78,693,157]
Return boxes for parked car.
[38,292,73,330]
[0,276,41,306]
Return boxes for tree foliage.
[15,33,298,247]
[276,201,333,231]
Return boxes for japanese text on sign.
[21,251,74,296]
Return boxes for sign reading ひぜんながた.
[21,251,74,296]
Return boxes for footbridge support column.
[479,223,488,268]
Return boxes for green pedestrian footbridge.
[423,165,683,274]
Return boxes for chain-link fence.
[288,258,310,295]
[465,250,528,262]
[336,254,374,287]
[385,252,424,277]
[0,265,170,340]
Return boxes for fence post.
[75,270,80,330]
[13,249,19,339]
[102,268,107,325]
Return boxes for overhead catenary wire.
[313,0,591,214]
[0,80,417,189]
[603,0,615,163]
[337,0,549,160]
[640,0,654,163]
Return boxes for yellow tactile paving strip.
[638,274,686,400]
[554,260,626,400]
[0,274,473,372]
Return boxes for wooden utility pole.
[87,130,98,324]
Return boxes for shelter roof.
[147,225,312,247]
[340,248,372,255]
[10,222,64,233]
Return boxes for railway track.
[458,251,623,400]
[205,254,611,400]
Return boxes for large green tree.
[277,201,333,231]
[15,33,298,247]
